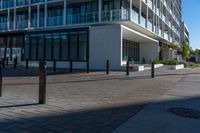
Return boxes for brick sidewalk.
[0,67,199,133]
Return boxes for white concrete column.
[98,0,102,22]
[7,9,10,30]
[13,0,16,30]
[37,4,40,27]
[129,0,132,20]
[44,0,47,27]
[28,0,31,28]
[139,0,142,24]
[63,0,67,25]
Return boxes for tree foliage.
[182,40,190,59]
[169,43,180,51]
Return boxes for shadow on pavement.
[0,97,200,133]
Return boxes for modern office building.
[0,0,182,70]
[180,21,189,45]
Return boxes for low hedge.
[153,60,183,65]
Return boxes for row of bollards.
[0,59,156,104]
[105,60,155,78]
[0,57,18,69]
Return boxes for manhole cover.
[168,107,200,119]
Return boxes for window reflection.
[25,29,88,61]
[123,39,139,61]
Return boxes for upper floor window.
[16,0,29,6]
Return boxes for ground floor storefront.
[0,24,161,70]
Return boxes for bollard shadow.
[156,73,200,77]
[3,75,152,86]
[0,103,39,109]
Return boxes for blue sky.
[182,0,200,49]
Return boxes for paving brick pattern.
[0,66,199,133]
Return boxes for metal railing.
[67,12,98,25]
[102,9,129,22]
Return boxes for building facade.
[180,21,189,45]
[0,0,182,70]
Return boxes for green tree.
[182,40,190,59]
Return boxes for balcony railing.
[0,8,177,41]
[67,12,98,25]
[16,20,28,29]
[31,19,37,28]
[102,9,129,22]
[140,16,146,28]
[47,16,63,26]
[131,10,139,23]
[0,23,7,31]
[147,20,153,32]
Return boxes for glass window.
[38,34,44,60]
[69,32,78,60]
[39,9,44,27]
[25,29,88,61]
[30,35,37,60]
[45,34,52,60]
[53,33,60,60]
[60,32,68,60]
[24,35,29,60]
[78,32,87,61]
[122,39,139,61]
[67,8,73,24]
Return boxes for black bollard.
[2,58,5,68]
[86,61,89,73]
[53,59,56,72]
[70,60,73,73]
[26,59,28,69]
[15,57,18,65]
[6,57,8,66]
[106,60,109,75]
[151,62,155,78]
[126,60,129,76]
[0,61,2,97]
[14,57,17,69]
[39,60,46,104]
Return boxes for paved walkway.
[0,66,199,133]
[114,68,200,133]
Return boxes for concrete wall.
[89,25,122,70]
[140,42,159,64]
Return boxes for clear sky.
[182,0,200,49]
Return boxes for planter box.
[154,64,164,68]
[172,64,184,70]
[133,65,144,71]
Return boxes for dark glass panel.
[69,32,77,60]
[45,33,52,60]
[38,34,44,60]
[61,32,68,60]
[52,33,60,60]
[78,32,87,61]
[30,35,37,60]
